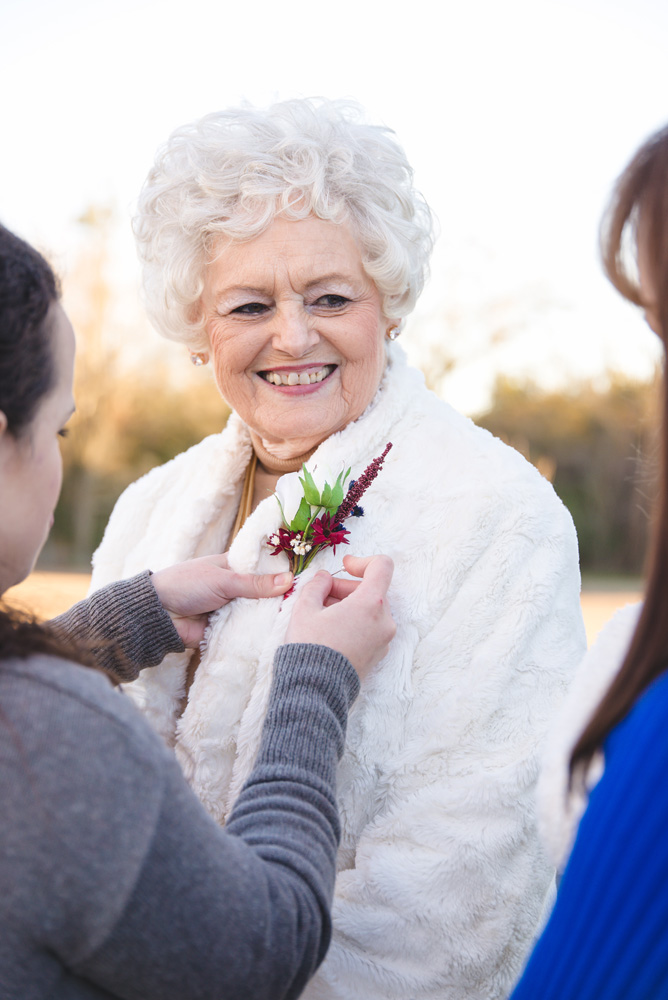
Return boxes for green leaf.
[274,495,290,529]
[321,483,333,507]
[331,481,344,507]
[290,496,312,533]
[300,466,321,505]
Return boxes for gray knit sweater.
[0,575,359,999]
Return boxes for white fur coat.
[91,346,587,1000]
[537,602,642,872]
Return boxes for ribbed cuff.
[256,643,360,778]
[52,571,184,681]
[97,571,185,664]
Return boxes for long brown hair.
[570,126,668,777]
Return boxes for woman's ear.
[0,410,8,437]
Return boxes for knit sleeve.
[510,672,668,1000]
[73,644,359,1000]
[50,571,184,681]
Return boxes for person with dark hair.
[508,126,668,998]
[0,221,396,999]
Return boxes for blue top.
[511,670,668,999]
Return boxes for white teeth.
[262,365,334,386]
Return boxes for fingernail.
[274,573,292,587]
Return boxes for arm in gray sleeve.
[49,571,184,681]
[51,644,360,999]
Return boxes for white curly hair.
[133,98,435,349]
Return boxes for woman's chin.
[1,565,30,598]
[249,395,345,459]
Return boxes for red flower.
[267,528,294,556]
[311,513,350,553]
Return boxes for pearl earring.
[190,352,209,366]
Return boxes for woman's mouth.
[259,364,336,386]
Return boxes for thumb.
[225,569,293,601]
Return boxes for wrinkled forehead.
[203,215,369,291]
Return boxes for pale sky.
[2,0,667,412]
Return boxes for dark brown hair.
[0,224,60,437]
[571,126,668,777]
[0,224,90,666]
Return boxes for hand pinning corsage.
[267,443,392,590]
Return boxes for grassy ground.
[5,570,643,647]
[579,589,641,645]
[5,571,91,621]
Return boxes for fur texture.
[91,346,586,999]
[537,602,641,871]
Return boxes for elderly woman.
[92,99,586,1000]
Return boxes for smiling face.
[200,215,391,459]
[0,304,75,593]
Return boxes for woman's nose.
[270,304,320,356]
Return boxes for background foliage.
[477,375,659,575]
[42,213,659,577]
[46,365,659,576]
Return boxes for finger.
[201,553,231,572]
[341,554,372,579]
[327,577,360,600]
[172,614,208,648]
[292,570,334,612]
[225,570,293,601]
[322,580,360,606]
[344,554,394,594]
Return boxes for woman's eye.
[314,294,350,309]
[58,428,69,439]
[232,302,269,315]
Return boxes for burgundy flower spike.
[267,442,393,592]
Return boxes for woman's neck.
[249,432,319,474]
[248,433,320,514]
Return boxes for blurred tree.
[41,206,228,569]
[477,373,660,575]
[50,373,228,568]
[43,215,656,577]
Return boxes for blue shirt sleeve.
[510,671,668,1000]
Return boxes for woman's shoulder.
[91,414,252,581]
[0,653,171,860]
[387,355,560,496]
[0,652,167,764]
[608,663,668,759]
[115,415,250,506]
[379,373,569,537]
[0,653,169,962]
